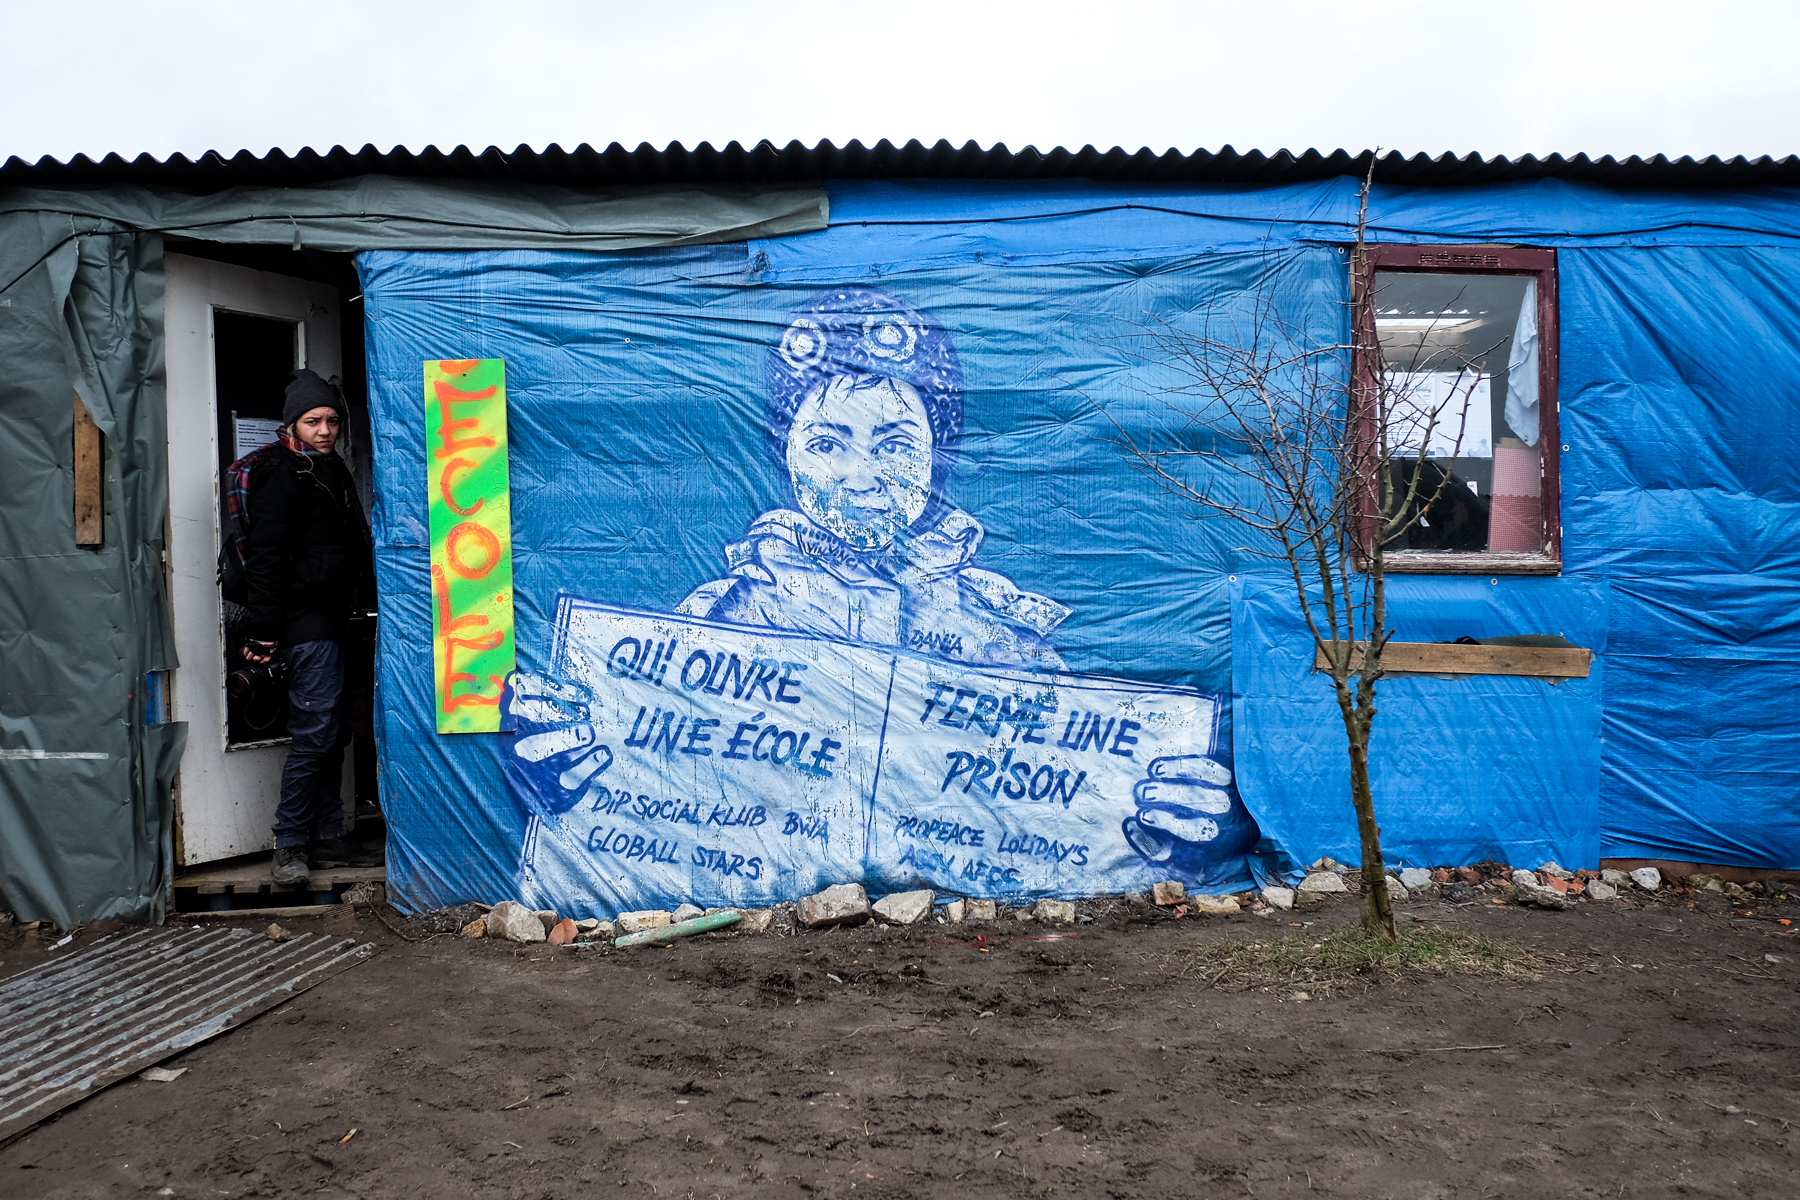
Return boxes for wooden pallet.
[173,860,384,908]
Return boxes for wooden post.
[73,390,103,547]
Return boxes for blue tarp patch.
[361,180,1800,915]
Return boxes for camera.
[226,654,290,702]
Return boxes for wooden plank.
[176,904,343,920]
[173,860,277,889]
[72,391,102,546]
[193,883,230,896]
[1314,641,1591,679]
[295,866,383,886]
[174,862,383,890]
[1386,552,1561,576]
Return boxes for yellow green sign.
[424,358,515,733]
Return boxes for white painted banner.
[502,598,1255,913]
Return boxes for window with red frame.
[1355,246,1559,572]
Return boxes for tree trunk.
[1344,708,1396,940]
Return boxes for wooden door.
[164,254,347,865]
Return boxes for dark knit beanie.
[281,369,345,426]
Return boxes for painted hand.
[1122,754,1236,869]
[500,671,613,819]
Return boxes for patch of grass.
[1165,925,1562,995]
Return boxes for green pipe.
[614,909,742,948]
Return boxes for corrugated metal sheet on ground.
[0,926,375,1143]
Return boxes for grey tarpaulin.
[0,211,182,928]
[0,176,828,253]
[0,179,828,927]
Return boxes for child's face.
[785,374,933,550]
[294,406,340,453]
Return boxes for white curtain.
[1504,278,1540,446]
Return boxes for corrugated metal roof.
[0,926,375,1144]
[3,139,1797,191]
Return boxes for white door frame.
[164,253,347,866]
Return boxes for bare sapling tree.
[1111,172,1491,938]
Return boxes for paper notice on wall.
[1387,371,1493,458]
[232,416,283,461]
[501,598,1255,911]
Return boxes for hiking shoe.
[309,836,384,869]
[272,846,310,885]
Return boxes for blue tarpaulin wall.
[361,177,1800,915]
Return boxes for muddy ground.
[3,890,1797,1200]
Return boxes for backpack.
[217,443,281,606]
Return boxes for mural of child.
[675,286,1070,671]
[496,286,1257,907]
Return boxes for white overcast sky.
[4,0,1796,165]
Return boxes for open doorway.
[215,311,300,745]
[163,243,381,885]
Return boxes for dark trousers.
[273,639,349,850]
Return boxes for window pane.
[1373,271,1543,554]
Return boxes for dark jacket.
[244,447,373,644]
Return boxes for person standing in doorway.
[241,369,377,885]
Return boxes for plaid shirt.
[224,428,366,573]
